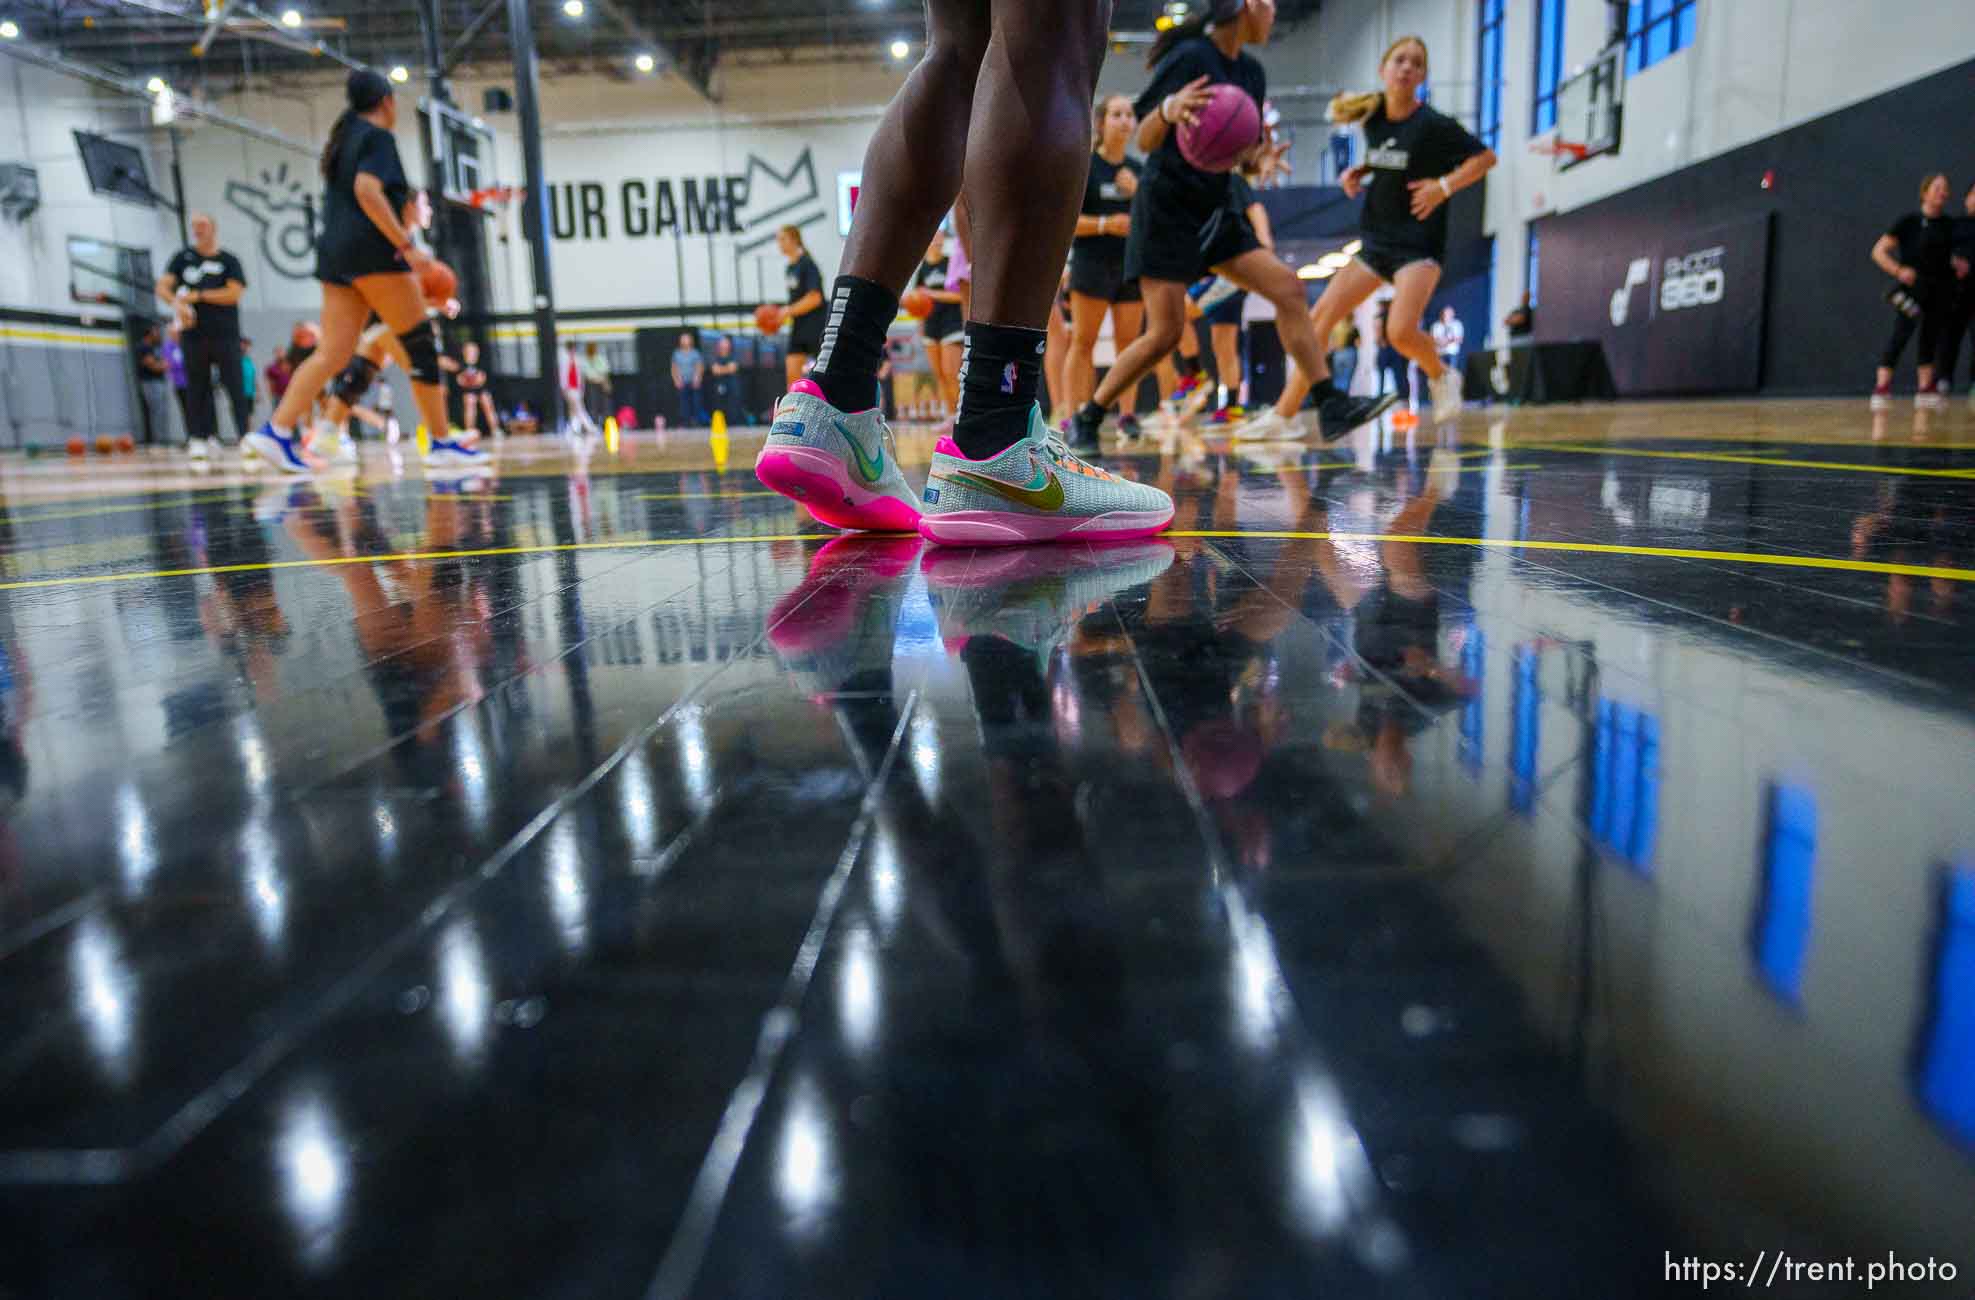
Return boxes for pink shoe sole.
[918,507,1174,548]
[755,445,921,532]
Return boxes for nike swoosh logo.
[837,420,885,483]
[947,463,1064,511]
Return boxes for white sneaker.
[338,435,359,463]
[1233,408,1299,442]
[1430,370,1465,423]
[1869,391,1892,411]
[187,437,210,460]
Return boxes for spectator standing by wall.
[156,211,251,459]
[579,341,613,425]
[707,336,740,425]
[134,324,174,445]
[672,332,707,427]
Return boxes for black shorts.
[789,313,825,356]
[1355,239,1441,283]
[316,229,406,287]
[1123,179,1262,285]
[1068,250,1142,304]
[1202,291,1248,327]
[925,307,966,347]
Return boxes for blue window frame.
[1531,0,1566,134]
[1525,222,1541,306]
[1476,0,1505,150]
[1628,0,1696,74]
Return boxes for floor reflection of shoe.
[1237,443,1307,473]
[243,423,311,475]
[755,380,924,532]
[922,539,1177,665]
[1869,388,1892,410]
[1318,392,1399,442]
[919,405,1174,547]
[767,534,924,698]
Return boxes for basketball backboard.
[1550,42,1624,169]
[420,97,500,211]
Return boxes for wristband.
[1161,96,1177,125]
[1437,177,1452,198]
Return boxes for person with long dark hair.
[1870,173,1954,410]
[247,69,484,473]
[1236,35,1496,441]
[1067,0,1391,452]
[753,0,1172,545]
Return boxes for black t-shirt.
[136,341,165,381]
[1075,152,1141,262]
[321,118,410,266]
[166,247,247,338]
[1358,102,1487,256]
[915,255,965,339]
[1887,212,1955,281]
[786,253,823,309]
[1134,36,1267,207]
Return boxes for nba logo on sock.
[1000,362,1017,395]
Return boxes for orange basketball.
[755,303,786,334]
[94,435,114,455]
[419,258,458,303]
[65,435,85,456]
[902,288,935,319]
[116,434,136,453]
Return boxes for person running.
[1236,35,1495,441]
[1068,0,1389,453]
[765,225,826,389]
[456,341,503,438]
[156,212,252,460]
[753,0,1172,546]
[914,229,967,424]
[1066,94,1149,440]
[247,70,483,473]
[1871,174,1955,410]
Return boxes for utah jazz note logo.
[224,162,319,281]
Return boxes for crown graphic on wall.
[735,148,826,253]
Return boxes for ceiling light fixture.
[0,19,19,39]
[279,8,301,26]
[634,52,655,73]
[562,0,584,16]
[388,65,409,83]
[145,75,168,93]
[889,38,909,60]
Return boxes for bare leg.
[1045,300,1071,420]
[836,0,994,293]
[1269,260,1383,418]
[1111,300,1146,416]
[1210,321,1240,406]
[1092,279,1188,407]
[353,273,451,444]
[1384,262,1447,378]
[1067,291,1110,409]
[1216,247,1330,406]
[274,285,368,430]
[961,0,1110,327]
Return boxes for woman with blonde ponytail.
[1237,35,1497,442]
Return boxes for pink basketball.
[1179,83,1261,174]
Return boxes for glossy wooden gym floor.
[0,397,1970,1298]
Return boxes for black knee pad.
[399,321,442,385]
[331,355,379,404]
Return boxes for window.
[1531,0,1566,134]
[1525,223,1542,306]
[1627,0,1696,74]
[1476,0,1505,151]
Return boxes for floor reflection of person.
[1851,445,1973,624]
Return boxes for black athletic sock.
[953,321,1045,460]
[808,275,896,411]
[1309,377,1341,405]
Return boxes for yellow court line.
[3,526,1971,593]
[636,490,783,501]
[1170,531,1975,582]
[1524,443,1975,479]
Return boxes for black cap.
[347,68,393,112]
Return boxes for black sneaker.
[1116,413,1142,440]
[1318,392,1399,442]
[1068,403,1104,453]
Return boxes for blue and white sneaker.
[424,436,490,468]
[243,422,312,476]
